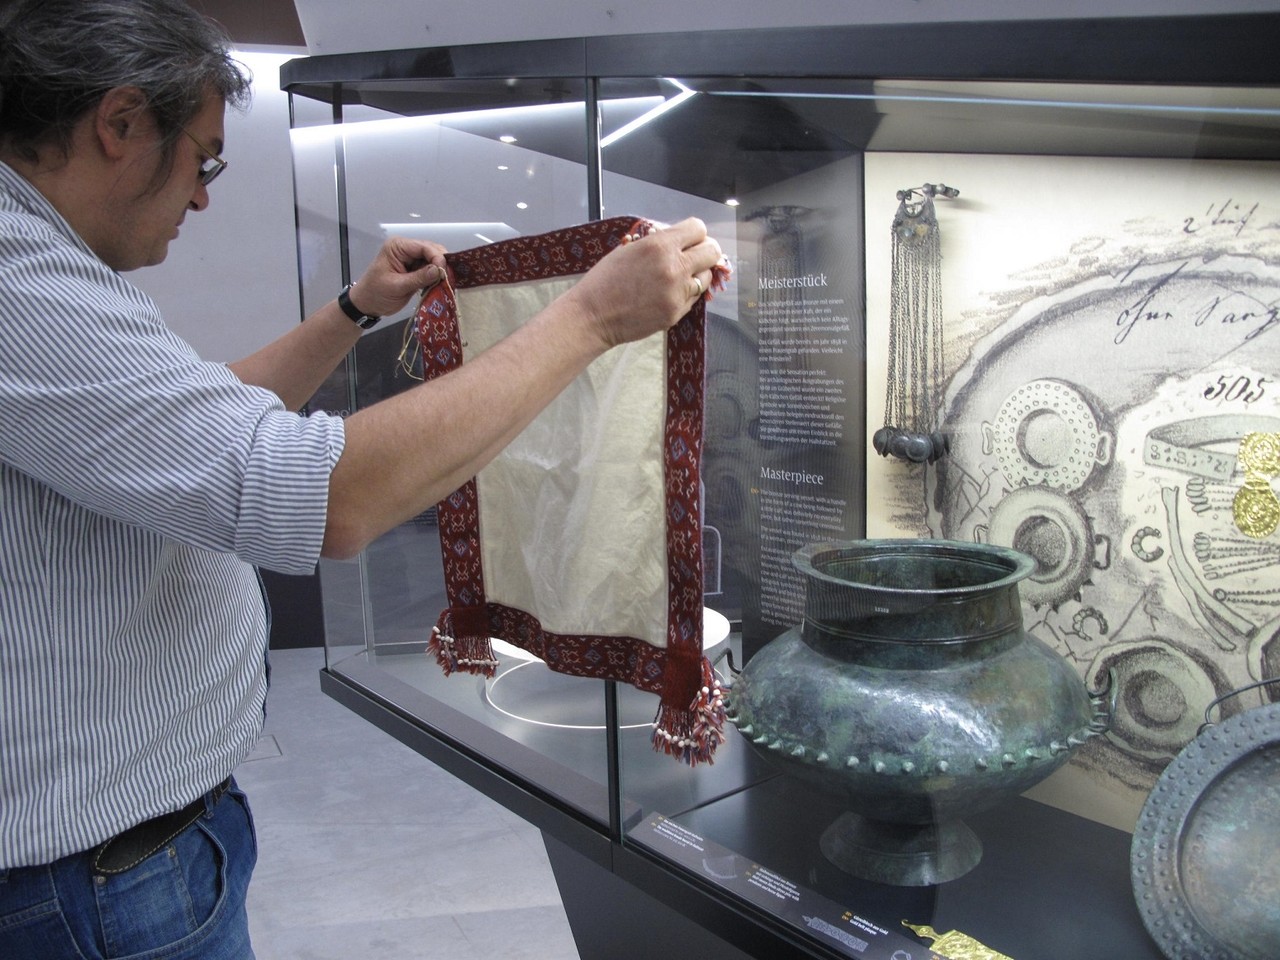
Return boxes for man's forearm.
[321,293,610,558]
[227,300,363,411]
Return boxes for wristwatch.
[337,283,381,329]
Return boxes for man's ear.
[94,86,151,159]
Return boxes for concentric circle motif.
[986,485,1094,607]
[1088,638,1221,761]
[988,379,1111,492]
[1233,476,1280,540]
[1131,701,1280,960]
[1239,431,1280,476]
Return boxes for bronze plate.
[1130,701,1280,959]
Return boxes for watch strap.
[338,283,381,329]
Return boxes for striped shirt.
[0,161,345,867]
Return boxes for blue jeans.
[0,781,257,960]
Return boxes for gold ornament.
[1233,475,1280,539]
[903,921,1015,960]
[1233,432,1280,539]
[1238,431,1280,476]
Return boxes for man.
[0,2,723,957]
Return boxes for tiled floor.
[233,646,579,960]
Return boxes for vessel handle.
[1092,533,1111,571]
[714,647,741,679]
[1085,667,1117,737]
[1198,676,1280,734]
[1095,431,1113,467]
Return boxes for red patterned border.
[411,271,492,666]
[412,217,722,762]
[447,219,636,289]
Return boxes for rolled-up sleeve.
[0,202,344,575]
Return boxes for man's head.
[0,0,251,174]
[0,0,253,269]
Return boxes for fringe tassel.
[651,657,727,766]
[428,616,499,679]
[707,258,732,300]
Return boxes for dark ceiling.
[185,0,305,47]
[0,0,304,46]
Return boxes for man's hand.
[349,237,449,319]
[560,218,725,350]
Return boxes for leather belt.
[92,778,232,876]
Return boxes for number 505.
[1204,374,1269,403]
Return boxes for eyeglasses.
[182,129,227,186]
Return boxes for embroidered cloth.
[412,217,726,764]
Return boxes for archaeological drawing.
[864,153,1280,823]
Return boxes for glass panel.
[608,75,1280,959]
[298,78,624,824]
[288,91,363,669]
[600,71,873,953]
[289,57,1280,957]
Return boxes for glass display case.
[282,15,1280,960]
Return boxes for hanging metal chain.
[875,182,957,465]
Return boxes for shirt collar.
[0,159,99,260]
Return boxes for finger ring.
[692,276,704,296]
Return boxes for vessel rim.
[793,538,1037,596]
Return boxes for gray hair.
[0,0,253,170]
